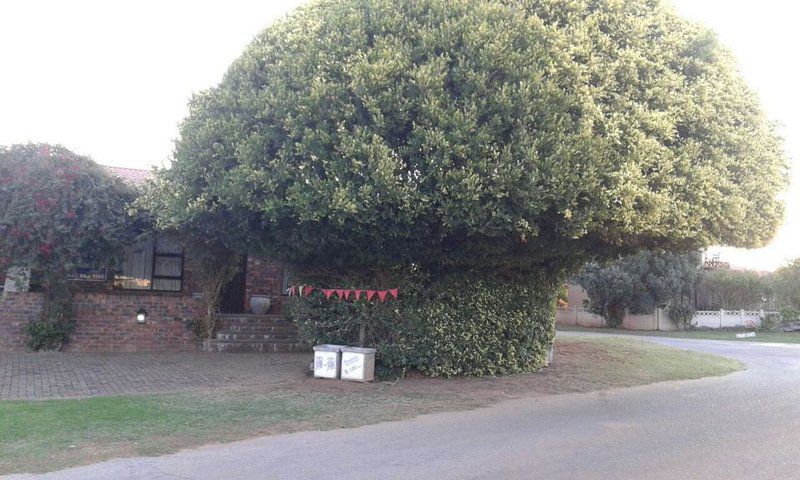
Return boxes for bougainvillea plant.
[0,144,138,350]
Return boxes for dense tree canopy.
[695,268,771,310]
[0,144,136,278]
[143,0,786,374]
[0,144,138,349]
[771,260,800,310]
[576,250,700,326]
[147,0,786,276]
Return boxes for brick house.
[0,166,297,353]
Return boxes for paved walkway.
[0,352,308,399]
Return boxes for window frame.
[150,247,184,292]
[114,236,184,292]
[68,265,108,282]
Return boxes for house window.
[69,266,108,282]
[114,236,183,292]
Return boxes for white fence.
[692,310,776,329]
[558,307,777,331]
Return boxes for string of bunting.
[286,285,399,302]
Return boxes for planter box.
[340,347,376,382]
[312,344,346,379]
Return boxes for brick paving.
[0,352,309,400]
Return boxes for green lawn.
[0,337,742,475]
[559,325,800,344]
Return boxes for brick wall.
[0,290,200,352]
[0,255,287,352]
[0,292,39,352]
[245,257,286,314]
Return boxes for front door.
[219,256,248,314]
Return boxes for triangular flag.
[353,289,363,300]
[303,286,314,297]
[377,290,388,302]
[335,289,347,300]
[389,288,399,299]
[366,290,376,301]
[322,289,335,300]
[342,290,353,300]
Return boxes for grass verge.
[0,337,742,475]
[559,325,800,344]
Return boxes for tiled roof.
[102,166,152,186]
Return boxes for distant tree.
[771,259,800,309]
[144,0,786,374]
[577,251,700,327]
[695,269,770,310]
[0,144,137,350]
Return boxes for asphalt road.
[8,333,800,480]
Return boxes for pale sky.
[1,0,797,271]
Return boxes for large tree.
[577,250,700,327]
[145,0,786,374]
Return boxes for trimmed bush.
[287,270,558,378]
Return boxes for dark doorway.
[219,256,248,314]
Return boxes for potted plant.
[249,294,271,315]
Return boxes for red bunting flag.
[366,290,376,301]
[302,286,314,297]
[389,288,399,299]
[353,289,363,300]
[342,290,353,300]
[335,289,346,300]
[377,290,388,302]
[322,289,335,300]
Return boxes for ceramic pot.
[249,295,271,315]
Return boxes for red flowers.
[34,197,55,211]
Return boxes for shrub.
[0,144,137,350]
[667,300,696,330]
[288,270,557,378]
[760,313,780,332]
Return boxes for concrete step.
[216,314,293,327]
[203,339,309,353]
[215,332,296,341]
[220,324,297,334]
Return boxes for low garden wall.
[0,291,199,352]
[556,307,677,330]
[557,307,777,331]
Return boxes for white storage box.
[340,347,377,382]
[313,344,346,379]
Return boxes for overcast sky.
[1,0,797,271]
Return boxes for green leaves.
[0,144,139,349]
[149,0,786,276]
[0,144,137,275]
[577,250,701,326]
[288,270,558,377]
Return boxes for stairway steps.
[220,324,297,334]
[204,314,304,353]
[215,333,295,341]
[203,339,308,353]
[217,315,293,327]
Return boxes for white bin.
[340,347,376,382]
[313,344,345,379]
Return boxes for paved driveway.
[7,334,800,480]
[0,352,308,399]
